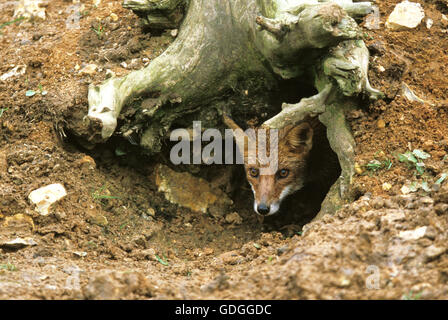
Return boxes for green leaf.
[398,152,417,164]
[409,182,419,192]
[421,181,430,192]
[154,254,169,266]
[25,90,36,97]
[0,108,7,117]
[366,159,382,171]
[412,149,431,160]
[436,173,448,185]
[115,148,126,156]
[416,163,425,175]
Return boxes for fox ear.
[223,114,253,156]
[284,122,313,152]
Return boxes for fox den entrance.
[229,77,342,232]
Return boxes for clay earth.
[0,0,448,299]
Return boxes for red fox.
[224,115,340,218]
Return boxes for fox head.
[223,115,313,216]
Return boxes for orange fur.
[224,115,317,216]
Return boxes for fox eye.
[278,169,289,178]
[249,168,259,178]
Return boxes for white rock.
[105,69,115,79]
[425,18,433,29]
[382,182,392,191]
[0,65,27,81]
[14,0,46,21]
[79,64,98,75]
[386,1,425,30]
[0,237,37,250]
[399,226,427,241]
[364,5,381,30]
[29,183,67,215]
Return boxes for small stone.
[147,208,156,217]
[382,182,392,191]
[170,29,178,37]
[105,69,115,79]
[401,184,411,195]
[0,237,37,251]
[424,245,446,262]
[381,210,406,224]
[432,183,441,192]
[2,214,35,231]
[426,18,433,29]
[218,251,243,265]
[399,226,427,241]
[155,164,232,215]
[0,65,27,81]
[86,212,108,227]
[354,162,364,175]
[73,251,87,257]
[424,226,437,240]
[339,277,351,287]
[377,119,386,129]
[110,13,118,22]
[371,197,384,209]
[120,61,128,69]
[277,246,289,256]
[377,65,386,72]
[203,247,214,255]
[79,64,97,75]
[364,5,380,30]
[225,212,243,225]
[29,183,67,216]
[14,0,46,21]
[386,1,425,31]
[435,203,448,215]
[78,155,96,169]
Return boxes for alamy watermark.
[169,121,279,175]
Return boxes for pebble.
[377,119,386,129]
[382,182,392,191]
[354,162,364,175]
[79,64,98,75]
[424,245,446,262]
[225,212,243,225]
[434,203,448,215]
[105,69,115,79]
[386,1,425,31]
[110,13,119,22]
[399,226,427,241]
[0,237,37,251]
[28,183,67,216]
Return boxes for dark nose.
[257,203,270,215]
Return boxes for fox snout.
[251,182,295,216]
[254,201,280,216]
